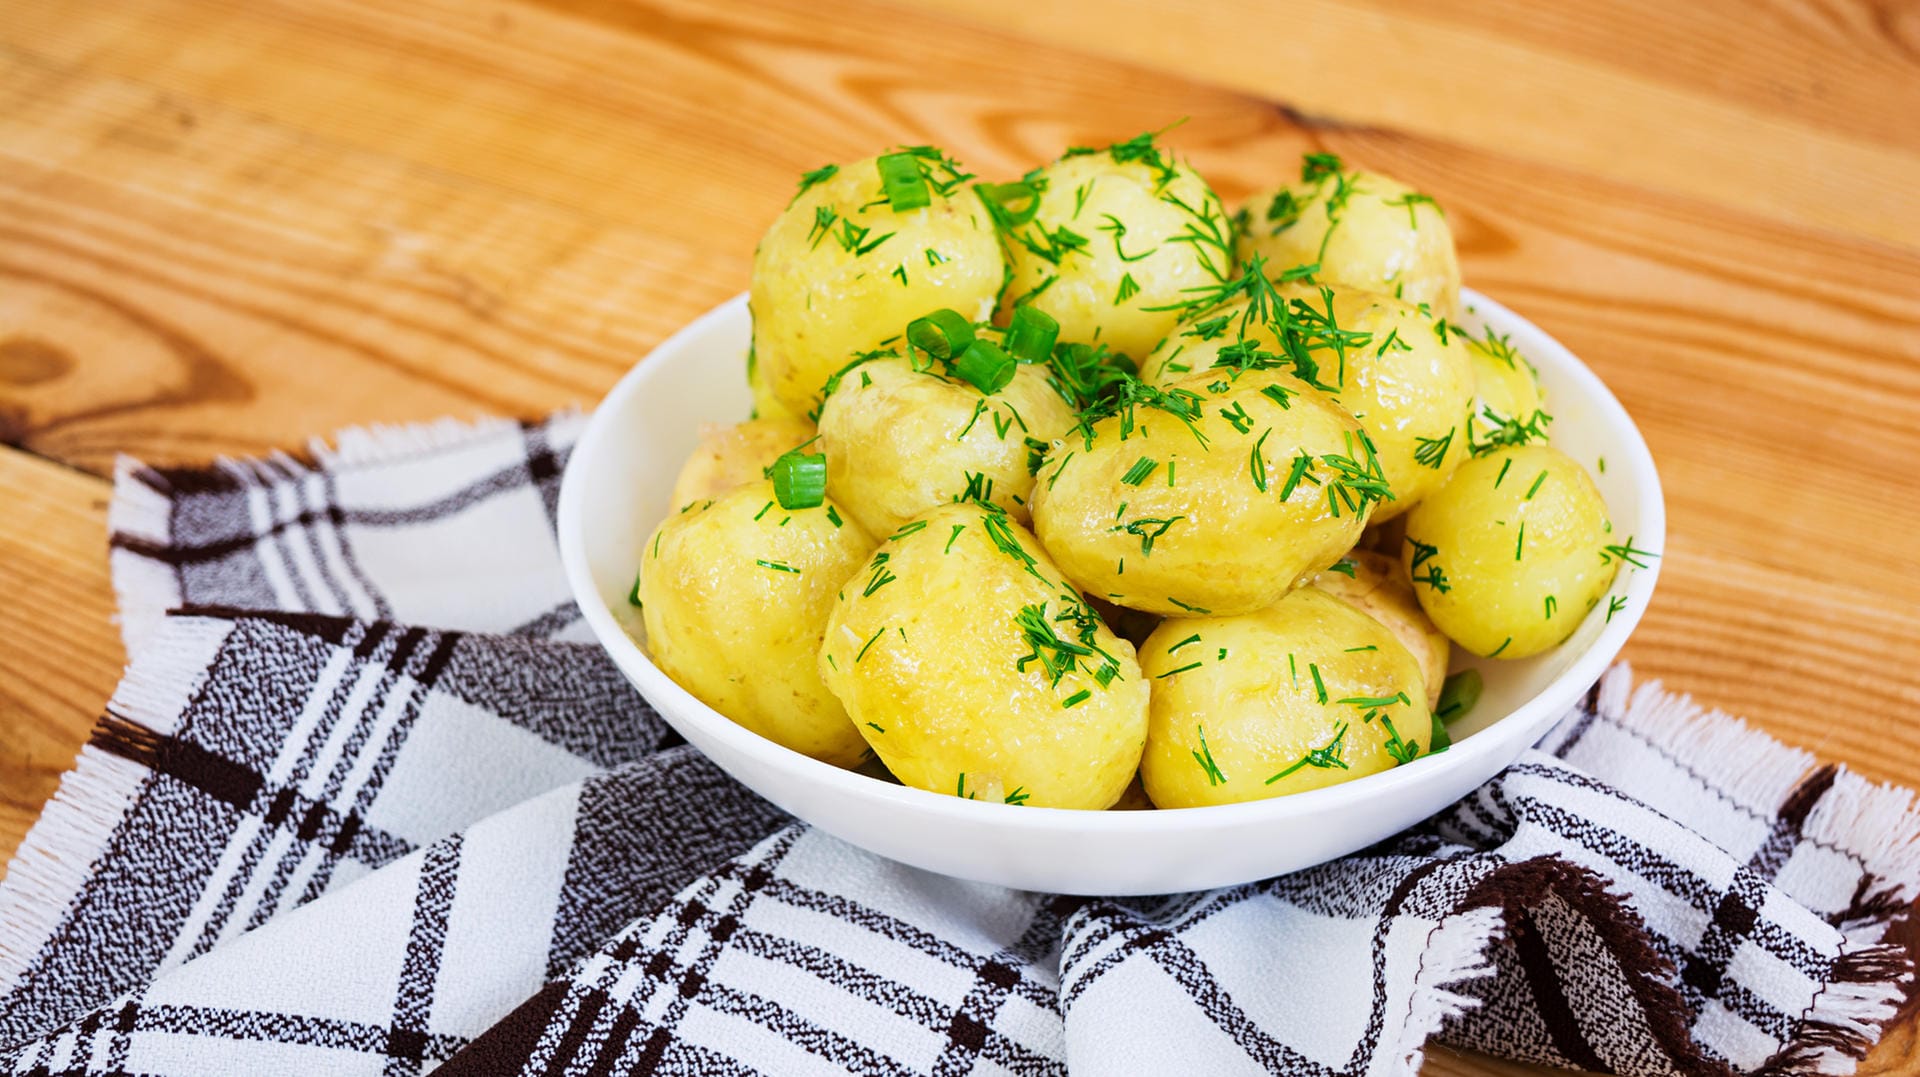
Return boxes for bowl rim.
[557,288,1665,832]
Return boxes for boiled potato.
[639,480,876,766]
[1029,368,1378,617]
[747,343,802,421]
[816,353,1077,537]
[1001,139,1234,360]
[1465,329,1548,452]
[669,417,816,511]
[1143,283,1473,518]
[1236,156,1461,317]
[1402,445,1621,658]
[1309,550,1449,708]
[1139,587,1437,808]
[819,502,1148,808]
[752,151,1005,416]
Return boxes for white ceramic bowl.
[558,291,1663,895]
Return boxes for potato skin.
[751,154,1005,416]
[748,343,802,421]
[1142,286,1474,520]
[1236,166,1460,317]
[1029,368,1372,617]
[1465,331,1545,452]
[816,354,1077,537]
[1309,550,1449,708]
[1001,150,1233,361]
[1140,587,1435,808]
[639,480,877,767]
[818,503,1149,809]
[1402,445,1619,658]
[669,417,816,512]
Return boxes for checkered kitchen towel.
[2,414,1916,1076]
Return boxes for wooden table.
[2,0,1917,1071]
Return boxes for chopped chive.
[876,152,931,212]
[1192,725,1228,785]
[1488,637,1512,657]
[1435,669,1482,724]
[1169,634,1202,654]
[756,559,800,574]
[1602,537,1659,569]
[1526,471,1548,500]
[1249,430,1272,493]
[957,772,976,799]
[770,451,828,509]
[1157,661,1204,679]
[907,309,975,361]
[1309,663,1328,703]
[1121,457,1158,486]
[951,339,1017,395]
[1598,456,1607,473]
[1063,689,1092,708]
[1515,522,1525,561]
[1495,458,1513,487]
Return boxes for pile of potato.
[636,135,1633,810]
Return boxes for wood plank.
[901,0,1920,248]
[0,448,121,869]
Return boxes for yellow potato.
[819,502,1149,809]
[1464,329,1548,453]
[1309,550,1449,708]
[747,343,802,421]
[1141,284,1474,520]
[1029,368,1380,617]
[638,480,877,766]
[668,417,816,511]
[1402,445,1623,658]
[815,353,1078,537]
[1140,587,1437,808]
[1000,141,1233,361]
[751,152,1005,416]
[1236,157,1461,317]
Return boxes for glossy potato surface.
[669,417,816,511]
[1139,588,1435,808]
[1309,550,1449,707]
[819,503,1148,809]
[639,481,878,766]
[1001,149,1233,360]
[816,354,1077,537]
[1030,368,1373,616]
[751,153,1005,415]
[1402,445,1620,658]
[1237,163,1460,317]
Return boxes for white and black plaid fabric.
[2,414,1915,1077]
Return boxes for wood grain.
[0,449,121,868]
[2,0,1918,1070]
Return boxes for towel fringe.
[1754,939,1914,1076]
[1395,905,1503,1075]
[1607,674,1816,817]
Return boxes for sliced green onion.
[907,309,974,361]
[951,339,1016,395]
[769,451,827,509]
[1435,669,1482,725]
[975,181,1040,227]
[877,153,931,212]
[1004,305,1059,363]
